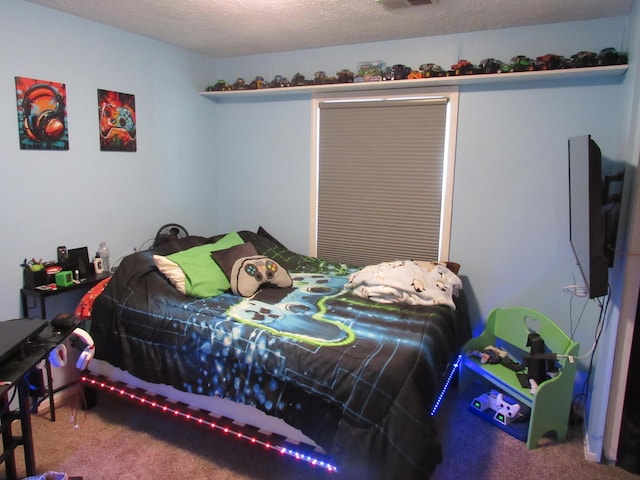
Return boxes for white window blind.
[316,96,450,267]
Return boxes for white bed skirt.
[88,358,320,448]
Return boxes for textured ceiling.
[26,0,633,58]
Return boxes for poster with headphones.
[15,76,69,150]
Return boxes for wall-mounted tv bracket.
[603,170,625,266]
[603,170,625,205]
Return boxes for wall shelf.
[200,65,627,102]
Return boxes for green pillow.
[156,231,244,297]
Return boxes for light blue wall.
[591,0,640,462]
[1,0,218,318]
[211,15,639,461]
[1,0,638,464]
[212,18,630,345]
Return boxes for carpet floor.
[2,383,638,480]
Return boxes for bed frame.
[81,351,463,474]
[81,363,337,472]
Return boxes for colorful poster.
[15,76,69,150]
[98,89,137,152]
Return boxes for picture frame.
[98,89,137,152]
[15,76,69,151]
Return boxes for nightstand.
[21,272,111,319]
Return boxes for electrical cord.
[563,284,589,298]
[569,293,590,340]
[563,274,591,340]
[580,287,609,396]
[568,283,610,424]
[70,383,88,430]
[137,237,155,251]
[109,237,155,271]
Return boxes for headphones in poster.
[22,83,66,143]
[49,328,95,371]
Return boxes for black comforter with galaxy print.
[89,230,470,479]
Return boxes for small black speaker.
[525,333,548,384]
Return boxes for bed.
[78,228,471,479]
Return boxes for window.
[310,88,458,266]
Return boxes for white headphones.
[49,328,95,370]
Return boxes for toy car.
[290,72,307,86]
[355,61,385,82]
[478,58,505,74]
[314,71,329,85]
[270,75,289,88]
[207,80,232,91]
[535,54,569,70]
[568,51,598,68]
[419,63,445,78]
[450,59,476,75]
[392,64,412,80]
[509,55,535,72]
[248,76,267,89]
[597,47,628,66]
[336,69,354,83]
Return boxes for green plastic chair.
[459,306,580,449]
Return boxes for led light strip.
[430,353,462,416]
[80,374,338,474]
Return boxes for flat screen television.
[568,134,609,299]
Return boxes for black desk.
[0,322,75,480]
[21,272,111,319]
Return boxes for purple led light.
[81,375,338,473]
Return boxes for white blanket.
[345,260,462,309]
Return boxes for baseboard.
[583,430,599,462]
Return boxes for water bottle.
[98,241,110,272]
[93,253,103,274]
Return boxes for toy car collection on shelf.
[206,47,627,92]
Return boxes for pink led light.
[81,374,338,473]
